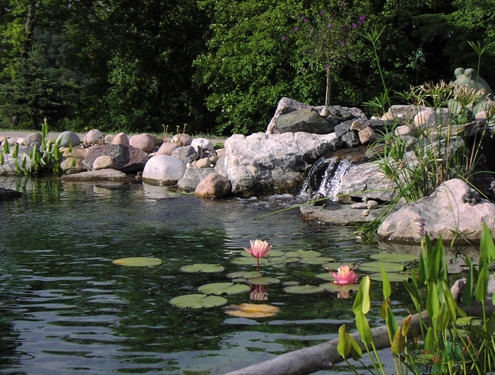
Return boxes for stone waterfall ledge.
[300,201,385,225]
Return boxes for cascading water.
[300,156,353,201]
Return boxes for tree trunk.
[224,312,429,375]
[21,2,36,58]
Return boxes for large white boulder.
[142,155,185,185]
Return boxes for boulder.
[84,129,105,146]
[111,132,130,146]
[83,144,149,173]
[156,142,179,156]
[266,97,366,134]
[171,145,196,164]
[377,178,495,243]
[142,155,185,185]
[177,167,216,192]
[60,168,128,182]
[191,138,214,152]
[129,133,156,153]
[60,147,87,174]
[93,155,113,170]
[221,132,337,197]
[56,131,80,147]
[195,172,232,198]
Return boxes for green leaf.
[475,266,489,302]
[358,262,404,273]
[283,284,325,294]
[198,282,250,295]
[426,281,440,317]
[370,253,418,263]
[180,263,225,273]
[355,310,373,344]
[380,262,391,299]
[337,324,351,359]
[424,327,435,354]
[247,277,281,285]
[170,294,227,309]
[391,326,404,355]
[480,222,495,268]
[226,271,262,279]
[352,276,370,315]
[112,257,162,267]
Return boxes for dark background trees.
[0,0,493,135]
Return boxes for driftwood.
[224,312,429,375]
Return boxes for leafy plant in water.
[0,118,63,176]
[340,223,495,374]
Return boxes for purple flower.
[294,26,299,31]
[339,40,346,45]
[303,17,308,22]
[324,64,329,72]
[416,218,426,237]
[338,1,343,6]
[352,23,358,29]
[281,35,286,41]
[359,15,366,24]
[328,23,333,28]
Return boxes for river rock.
[177,167,215,192]
[191,138,213,152]
[60,168,128,181]
[56,131,80,147]
[156,142,179,156]
[377,178,495,243]
[221,132,337,197]
[83,144,149,173]
[129,133,156,153]
[93,155,113,170]
[84,129,105,146]
[171,145,196,164]
[111,132,129,146]
[142,155,185,185]
[195,172,232,198]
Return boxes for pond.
[0,177,415,374]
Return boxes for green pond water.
[0,178,415,374]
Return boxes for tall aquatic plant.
[0,118,63,176]
[341,223,495,375]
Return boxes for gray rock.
[377,178,495,243]
[60,168,128,182]
[56,131,81,147]
[177,167,215,192]
[83,144,149,173]
[142,155,185,185]
[171,145,195,164]
[221,132,337,197]
[273,108,335,134]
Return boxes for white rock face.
[142,155,186,185]
[378,178,495,243]
[191,138,213,152]
[129,134,156,152]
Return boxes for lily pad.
[226,271,262,279]
[315,272,335,281]
[223,303,280,318]
[283,284,325,294]
[170,294,227,309]
[370,253,418,263]
[358,262,404,273]
[198,282,250,295]
[112,257,162,267]
[299,257,335,265]
[285,250,322,258]
[321,262,343,271]
[180,263,225,273]
[248,277,281,285]
[231,257,268,266]
[320,283,358,293]
[369,272,410,282]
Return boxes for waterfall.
[300,156,353,201]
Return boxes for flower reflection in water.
[250,284,268,301]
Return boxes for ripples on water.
[0,178,404,374]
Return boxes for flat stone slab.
[300,201,384,225]
[60,168,128,182]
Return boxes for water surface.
[0,178,406,374]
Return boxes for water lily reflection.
[331,265,359,285]
[244,239,272,270]
[250,284,268,301]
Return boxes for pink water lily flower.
[244,240,272,270]
[331,265,359,285]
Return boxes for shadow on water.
[0,177,421,374]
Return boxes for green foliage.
[341,224,495,374]
[0,118,62,176]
